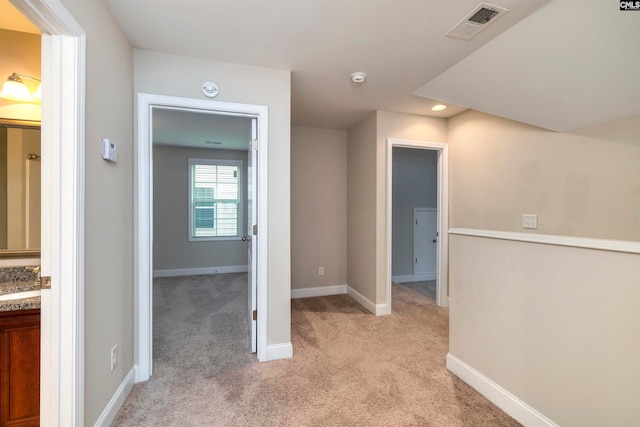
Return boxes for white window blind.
[189,158,242,239]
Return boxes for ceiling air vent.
[446,3,508,40]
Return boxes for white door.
[414,208,437,276]
[246,118,258,353]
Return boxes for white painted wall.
[291,126,347,291]
[59,1,135,425]
[134,49,292,346]
[448,110,640,426]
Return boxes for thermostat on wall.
[101,138,118,162]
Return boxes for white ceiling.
[414,0,640,132]
[105,0,552,130]
[5,0,638,133]
[153,108,252,150]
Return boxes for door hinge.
[251,139,258,150]
[252,310,257,321]
[253,224,257,236]
[415,258,418,263]
[40,276,51,290]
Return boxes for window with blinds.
[188,158,243,240]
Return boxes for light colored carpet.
[113,273,519,426]
[397,280,436,301]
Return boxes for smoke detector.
[351,72,367,83]
[446,3,508,40]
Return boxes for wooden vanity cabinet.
[0,309,40,427]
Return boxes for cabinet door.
[1,312,40,427]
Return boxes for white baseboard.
[93,367,135,427]
[291,284,347,299]
[153,265,248,278]
[347,286,390,316]
[446,354,558,427]
[392,273,436,283]
[266,342,293,361]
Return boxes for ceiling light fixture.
[0,73,42,103]
[351,72,367,83]
[432,104,447,111]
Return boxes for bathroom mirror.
[0,118,40,258]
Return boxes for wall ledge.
[446,354,559,427]
[449,228,640,254]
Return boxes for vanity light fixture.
[0,73,42,103]
[431,104,447,111]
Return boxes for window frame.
[188,157,244,242]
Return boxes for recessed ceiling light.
[351,72,367,83]
[432,104,447,111]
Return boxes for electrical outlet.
[318,266,325,276]
[110,344,118,372]
[522,214,538,229]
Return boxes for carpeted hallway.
[113,273,519,426]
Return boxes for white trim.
[136,94,270,382]
[449,228,640,254]
[92,367,135,427]
[153,265,248,278]
[347,286,390,316]
[291,284,347,299]
[0,290,41,301]
[10,1,86,425]
[266,343,293,361]
[391,274,436,283]
[446,354,559,427]
[386,139,449,310]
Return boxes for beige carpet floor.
[112,273,519,426]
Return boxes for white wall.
[134,49,292,346]
[153,145,248,272]
[291,126,347,291]
[392,147,437,277]
[346,113,377,302]
[448,110,640,426]
[375,111,447,303]
[59,1,135,425]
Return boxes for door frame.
[386,138,449,307]
[11,0,86,425]
[135,93,269,382]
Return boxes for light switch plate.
[523,214,538,229]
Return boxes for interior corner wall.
[291,126,347,290]
[134,49,292,346]
[59,1,135,425]
[346,113,377,303]
[153,145,248,272]
[447,110,640,426]
[375,111,447,303]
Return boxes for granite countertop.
[0,267,41,312]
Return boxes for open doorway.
[386,139,449,309]
[391,148,438,301]
[150,109,254,371]
[136,94,269,382]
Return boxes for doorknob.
[242,236,251,242]
[432,239,437,243]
